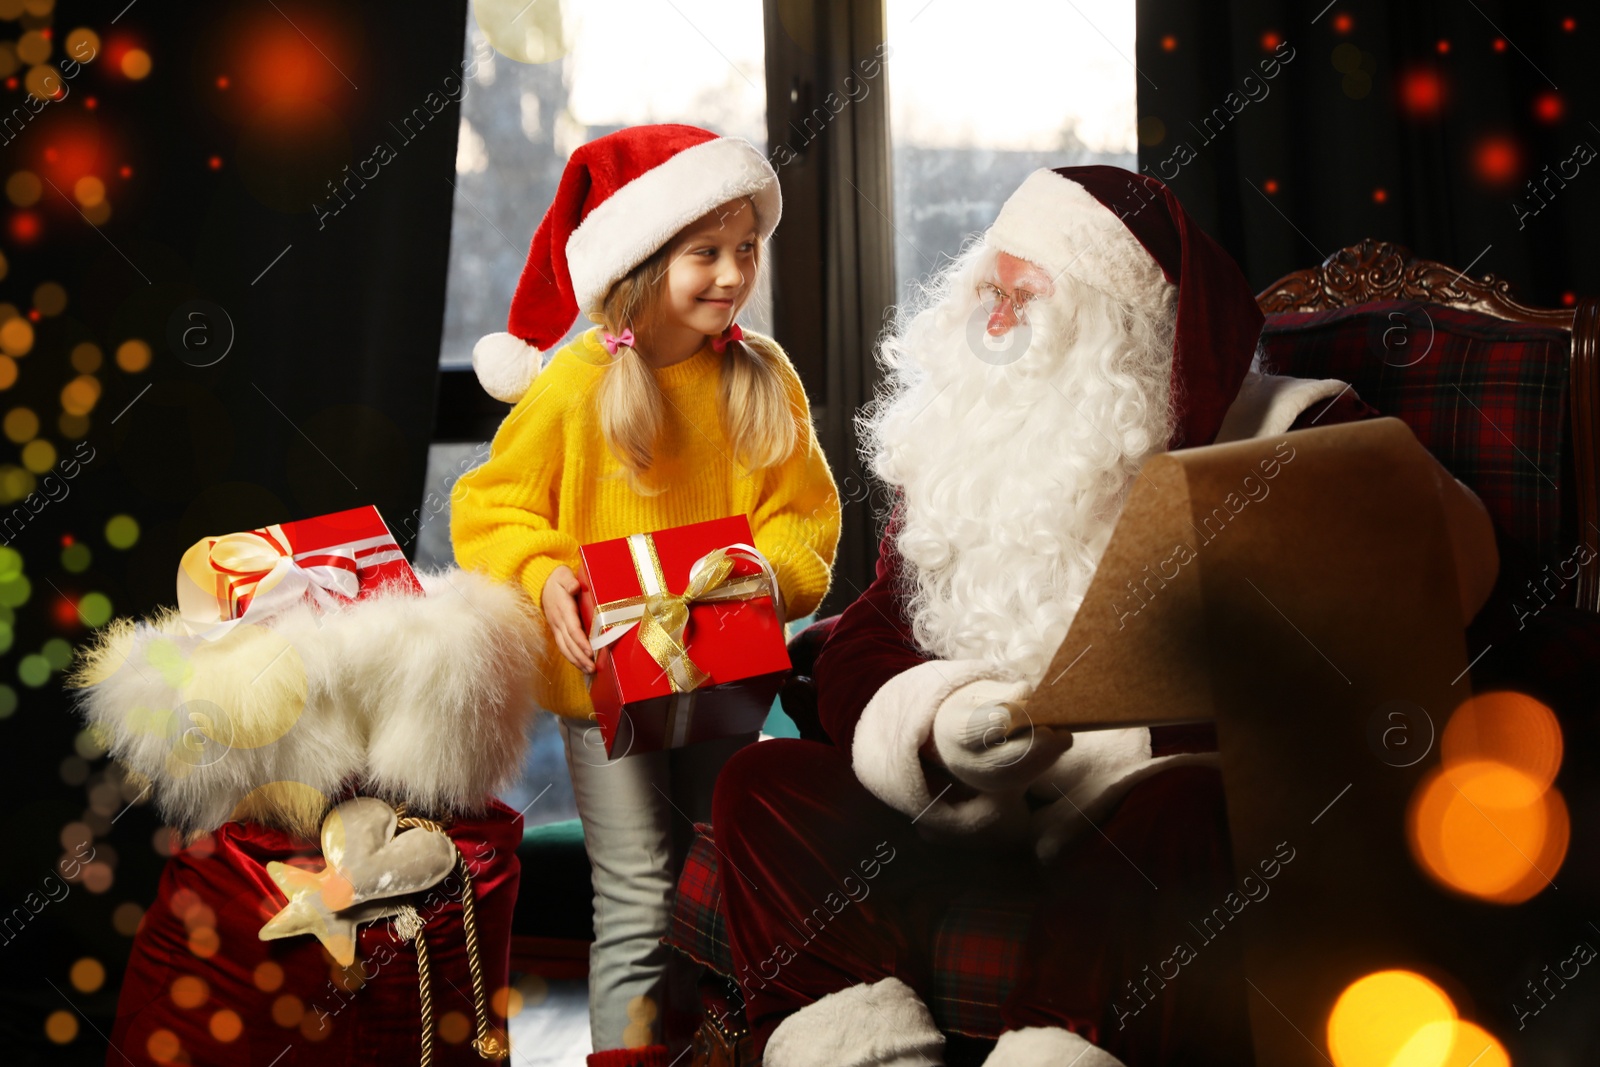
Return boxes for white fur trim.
[473,331,545,404]
[987,169,1174,311]
[984,1027,1126,1067]
[566,137,781,311]
[764,977,945,1067]
[69,567,543,836]
[1213,371,1354,443]
[851,659,1030,839]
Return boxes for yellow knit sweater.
[450,327,842,720]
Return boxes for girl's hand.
[542,565,595,673]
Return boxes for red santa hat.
[473,123,782,402]
[986,165,1264,450]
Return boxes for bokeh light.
[79,591,113,626]
[112,901,144,936]
[1398,1020,1511,1067]
[3,406,37,441]
[271,993,304,1027]
[1473,136,1522,186]
[1533,91,1564,123]
[6,170,41,207]
[21,438,54,474]
[32,281,66,315]
[439,1010,472,1044]
[70,341,101,373]
[1327,970,1455,1067]
[1409,692,1568,903]
[115,338,151,372]
[44,1009,77,1043]
[0,317,33,357]
[1441,691,1562,789]
[69,957,105,993]
[1398,67,1446,118]
[61,373,101,415]
[105,514,140,548]
[210,1009,243,1042]
[66,28,101,61]
[254,960,285,992]
[120,47,151,80]
[19,652,50,686]
[170,974,208,1009]
[43,637,73,669]
[145,1029,180,1063]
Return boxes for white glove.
[929,677,1072,793]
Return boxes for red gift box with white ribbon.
[576,515,790,756]
[176,505,422,638]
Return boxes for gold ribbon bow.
[589,536,781,693]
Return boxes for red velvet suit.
[711,392,1376,1064]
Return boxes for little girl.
[451,124,841,1067]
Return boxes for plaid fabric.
[1259,300,1571,573]
[666,821,733,974]
[665,825,1032,1039]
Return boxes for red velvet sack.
[108,800,522,1066]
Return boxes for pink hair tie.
[712,323,744,353]
[600,328,635,355]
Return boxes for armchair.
[666,240,1600,1065]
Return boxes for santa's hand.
[929,679,1072,793]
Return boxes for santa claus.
[709,166,1496,1066]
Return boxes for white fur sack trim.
[566,136,781,311]
[69,567,543,836]
[987,168,1174,311]
[1213,371,1353,443]
[764,976,945,1067]
[984,1026,1126,1067]
[473,331,545,404]
[851,659,1030,839]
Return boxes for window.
[421,0,1139,825]
[884,0,1138,305]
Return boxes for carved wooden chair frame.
[1256,238,1600,612]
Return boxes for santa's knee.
[712,739,848,848]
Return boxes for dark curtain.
[0,3,466,1062]
[1136,0,1598,303]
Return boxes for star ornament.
[259,797,457,966]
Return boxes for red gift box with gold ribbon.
[176,505,422,637]
[576,515,790,756]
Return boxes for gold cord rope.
[415,927,435,1067]
[395,808,508,1062]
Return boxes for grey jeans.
[558,715,758,1052]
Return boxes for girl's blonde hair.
[590,200,798,495]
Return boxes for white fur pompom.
[472,331,543,403]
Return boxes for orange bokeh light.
[1408,690,1568,903]
[1327,970,1455,1067]
[233,16,348,108]
[1399,1020,1511,1066]
[1441,691,1562,790]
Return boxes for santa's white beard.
[862,243,1177,686]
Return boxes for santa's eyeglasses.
[975,282,1039,322]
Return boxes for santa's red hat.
[473,123,782,403]
[987,165,1263,449]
